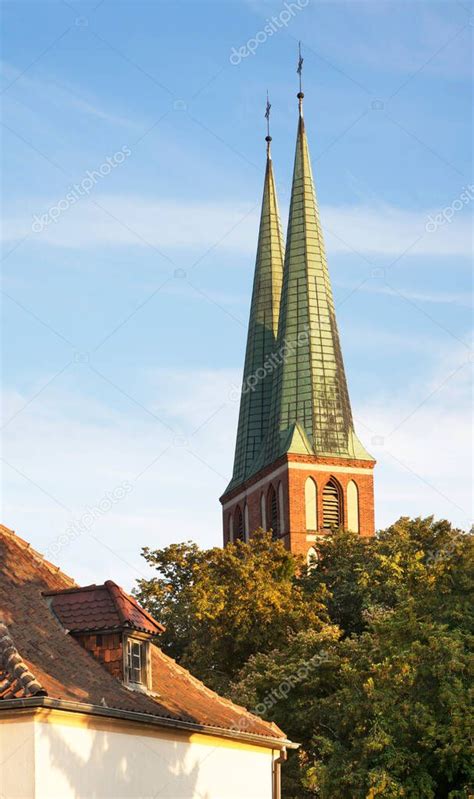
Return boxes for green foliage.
[137,518,474,797]
[135,530,324,692]
[300,517,473,636]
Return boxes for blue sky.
[1,0,472,589]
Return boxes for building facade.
[0,524,294,798]
[221,93,376,558]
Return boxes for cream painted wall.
[0,718,35,798]
[0,714,276,799]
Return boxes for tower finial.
[297,41,304,116]
[265,91,272,157]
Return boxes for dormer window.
[44,580,164,694]
[126,638,147,685]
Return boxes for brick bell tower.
[220,83,375,559]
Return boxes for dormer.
[43,580,164,693]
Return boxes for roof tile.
[0,622,47,699]
[0,524,285,741]
[45,581,164,635]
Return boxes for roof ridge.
[0,621,47,699]
[106,581,165,633]
[44,583,100,597]
[0,524,77,588]
[121,589,165,633]
[105,580,130,626]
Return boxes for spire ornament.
[297,41,304,116]
[265,91,272,157]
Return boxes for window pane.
[127,639,146,684]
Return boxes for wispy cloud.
[1,61,140,130]
[3,196,258,253]
[335,280,473,309]
[357,340,472,527]
[3,196,472,259]
[322,204,472,259]
[2,342,471,588]
[0,368,240,587]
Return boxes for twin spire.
[230,92,284,487]
[228,52,373,493]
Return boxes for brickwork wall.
[285,462,375,538]
[222,455,375,559]
[74,632,123,680]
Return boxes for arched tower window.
[244,503,250,541]
[347,480,359,533]
[322,477,343,530]
[234,505,244,541]
[278,483,285,535]
[228,512,234,543]
[305,477,318,531]
[260,493,266,530]
[267,485,279,539]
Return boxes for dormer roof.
[44,581,164,635]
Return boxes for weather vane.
[297,41,304,94]
[265,91,272,154]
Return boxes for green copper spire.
[227,113,285,490]
[264,92,374,464]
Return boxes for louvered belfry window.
[323,478,342,530]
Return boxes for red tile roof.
[0,622,47,699]
[45,581,164,635]
[0,524,286,742]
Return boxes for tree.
[136,518,473,796]
[300,517,472,636]
[135,530,325,692]
[298,529,378,635]
[233,519,474,798]
[234,609,473,797]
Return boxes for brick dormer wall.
[74,632,124,680]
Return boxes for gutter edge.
[0,696,299,750]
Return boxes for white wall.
[22,713,275,799]
[0,718,35,798]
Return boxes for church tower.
[221,80,375,557]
